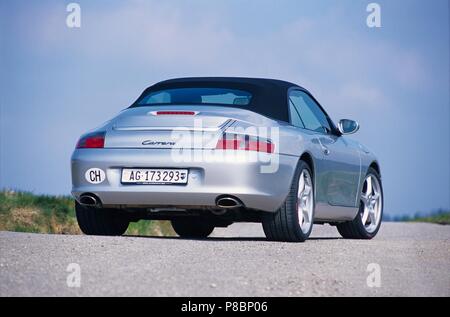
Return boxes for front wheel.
[171,218,215,239]
[337,167,383,239]
[262,160,315,242]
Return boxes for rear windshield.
[137,88,252,106]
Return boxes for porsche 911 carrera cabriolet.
[71,77,383,242]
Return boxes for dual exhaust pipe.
[79,193,243,210]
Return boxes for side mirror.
[338,119,359,135]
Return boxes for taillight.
[76,131,105,149]
[216,133,275,153]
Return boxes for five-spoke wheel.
[337,167,383,239]
[297,169,314,235]
[262,160,315,242]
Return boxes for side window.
[289,90,331,133]
[288,100,305,128]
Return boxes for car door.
[289,90,361,211]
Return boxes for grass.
[3,190,448,235]
[0,190,175,236]
[409,213,450,225]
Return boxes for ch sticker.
[85,168,106,184]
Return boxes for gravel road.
[0,222,449,296]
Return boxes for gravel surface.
[0,222,449,296]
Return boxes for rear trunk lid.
[104,105,274,149]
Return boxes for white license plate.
[121,168,188,184]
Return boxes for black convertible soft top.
[132,77,308,122]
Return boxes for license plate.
[121,168,188,184]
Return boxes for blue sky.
[0,0,448,215]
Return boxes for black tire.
[336,167,383,239]
[171,218,215,239]
[262,160,314,242]
[75,202,129,236]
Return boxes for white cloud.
[19,1,430,94]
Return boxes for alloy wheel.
[297,169,314,234]
[360,174,382,233]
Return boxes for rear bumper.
[71,149,298,212]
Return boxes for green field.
[0,191,175,236]
[409,213,450,225]
[1,191,448,235]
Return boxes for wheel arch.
[274,151,317,213]
[300,151,315,178]
[369,160,381,177]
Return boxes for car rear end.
[71,105,298,213]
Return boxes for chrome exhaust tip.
[79,194,100,207]
[216,196,243,209]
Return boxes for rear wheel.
[75,202,129,236]
[171,218,215,239]
[262,160,314,242]
[336,167,383,239]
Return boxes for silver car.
[71,77,383,242]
